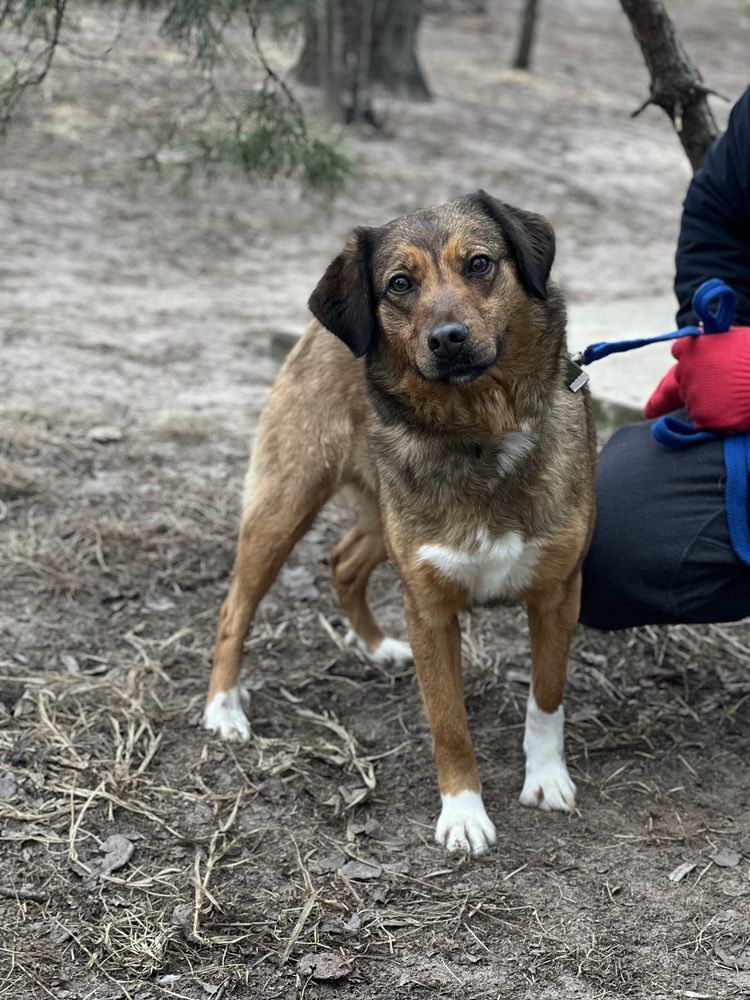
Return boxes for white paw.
[344,630,413,665]
[520,759,576,812]
[203,687,251,742]
[520,695,575,811]
[435,790,497,856]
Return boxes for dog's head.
[308,191,555,385]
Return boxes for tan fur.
[207,193,596,830]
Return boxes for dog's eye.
[388,274,414,295]
[467,255,492,276]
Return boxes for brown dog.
[204,191,596,855]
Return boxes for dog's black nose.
[428,323,469,360]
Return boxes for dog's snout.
[427,323,469,360]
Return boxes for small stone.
[87,425,123,443]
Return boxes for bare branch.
[619,0,718,171]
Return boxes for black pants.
[580,417,750,630]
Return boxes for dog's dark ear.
[308,227,378,357]
[470,190,555,300]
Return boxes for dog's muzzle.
[425,327,501,385]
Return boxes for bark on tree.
[295,0,430,122]
[370,0,430,100]
[513,0,540,71]
[425,0,486,11]
[619,0,718,171]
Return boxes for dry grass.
[1,408,750,999]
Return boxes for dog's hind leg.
[205,459,335,742]
[204,328,368,741]
[330,494,412,665]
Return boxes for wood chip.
[87,425,122,443]
[668,861,696,883]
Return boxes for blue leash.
[575,278,750,566]
[577,278,736,365]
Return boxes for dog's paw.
[435,790,497,856]
[369,636,413,665]
[203,687,251,743]
[520,760,576,812]
[345,630,413,665]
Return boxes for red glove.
[644,326,750,433]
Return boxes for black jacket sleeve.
[675,86,750,327]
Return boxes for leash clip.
[566,356,589,393]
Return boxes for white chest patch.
[418,529,540,604]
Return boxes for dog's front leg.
[520,573,580,812]
[403,593,497,856]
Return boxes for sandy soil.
[1,1,750,997]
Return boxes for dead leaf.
[311,850,346,874]
[709,850,742,868]
[668,861,696,883]
[339,859,382,880]
[171,901,194,939]
[83,834,135,886]
[60,654,80,675]
[298,952,353,981]
[713,941,750,971]
[0,773,17,801]
[338,785,371,809]
[350,817,388,840]
[319,919,343,936]
[98,834,135,873]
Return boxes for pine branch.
[0,0,351,194]
[0,0,68,133]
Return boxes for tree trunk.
[294,0,430,118]
[295,6,320,86]
[370,0,430,100]
[513,0,540,71]
[619,0,718,171]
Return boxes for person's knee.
[579,546,631,630]
[579,422,672,630]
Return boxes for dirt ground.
[1,1,750,998]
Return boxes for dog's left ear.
[470,190,555,300]
[308,227,378,357]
